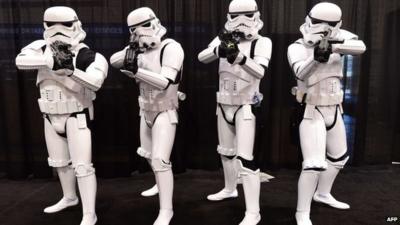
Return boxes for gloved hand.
[314,44,332,63]
[50,40,75,72]
[124,47,139,74]
[219,41,240,64]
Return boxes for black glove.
[314,44,332,63]
[50,41,75,71]
[218,29,241,64]
[218,41,239,63]
[124,47,139,74]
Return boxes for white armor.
[225,0,263,40]
[287,3,366,225]
[198,33,271,108]
[15,6,108,225]
[127,7,167,49]
[198,0,271,224]
[110,7,184,225]
[43,6,86,48]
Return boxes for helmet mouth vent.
[51,32,70,38]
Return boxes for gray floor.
[0,165,399,225]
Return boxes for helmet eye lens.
[142,22,151,28]
[129,27,136,33]
[45,22,57,27]
[45,21,74,28]
[327,21,338,26]
[230,14,239,19]
[61,22,74,27]
[245,13,254,18]
[310,17,339,26]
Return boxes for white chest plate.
[301,45,345,106]
[217,40,261,106]
[136,40,179,112]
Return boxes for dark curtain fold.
[0,0,399,179]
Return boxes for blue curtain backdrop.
[0,0,399,179]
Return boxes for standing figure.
[110,7,184,225]
[15,6,108,225]
[198,0,271,224]
[287,3,366,225]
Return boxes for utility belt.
[292,87,343,106]
[138,96,179,112]
[216,92,263,106]
[38,88,93,114]
[38,99,91,114]
[305,91,343,106]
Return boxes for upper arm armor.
[333,30,366,55]
[238,37,273,79]
[339,29,359,40]
[253,37,272,67]
[70,52,108,91]
[161,41,184,81]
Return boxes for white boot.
[44,166,79,213]
[208,156,238,201]
[239,171,261,225]
[296,171,319,225]
[207,188,238,201]
[239,212,261,225]
[313,193,350,209]
[153,209,174,225]
[44,197,79,213]
[142,159,159,197]
[141,184,159,197]
[153,170,174,225]
[295,212,313,225]
[77,174,97,225]
[314,164,350,209]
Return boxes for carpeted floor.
[0,165,399,225]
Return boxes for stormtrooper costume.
[198,0,271,224]
[110,7,184,225]
[15,6,108,225]
[287,3,366,225]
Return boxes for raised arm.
[288,42,318,81]
[16,40,51,70]
[198,37,220,64]
[113,42,184,90]
[234,37,272,79]
[110,47,128,69]
[332,30,366,55]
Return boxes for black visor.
[45,20,76,28]
[309,15,341,27]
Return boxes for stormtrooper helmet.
[225,0,263,40]
[300,2,342,46]
[43,6,86,48]
[127,7,166,49]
